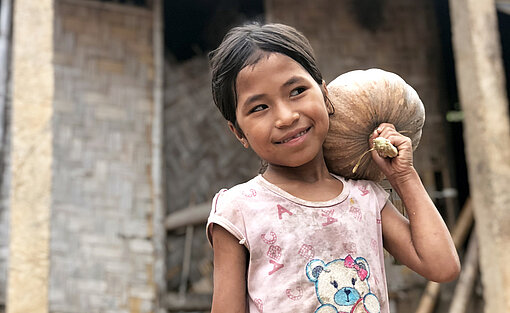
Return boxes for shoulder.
[212,176,261,212]
[343,178,389,208]
[345,178,386,193]
[329,173,381,191]
[207,178,260,248]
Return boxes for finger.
[386,134,406,146]
[370,146,391,171]
[375,123,396,134]
[387,133,412,150]
[370,146,384,163]
[376,125,399,140]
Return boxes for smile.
[276,127,311,144]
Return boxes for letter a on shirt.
[277,204,293,220]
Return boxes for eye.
[330,280,338,289]
[249,104,268,113]
[290,87,306,97]
[352,278,356,286]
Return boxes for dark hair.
[209,22,328,133]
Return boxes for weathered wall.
[163,56,260,291]
[164,57,260,216]
[50,1,160,312]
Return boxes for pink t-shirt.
[207,174,390,313]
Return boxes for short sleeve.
[206,189,249,249]
[368,181,390,212]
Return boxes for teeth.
[281,129,307,143]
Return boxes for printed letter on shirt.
[268,259,284,275]
[321,209,338,226]
[277,204,293,220]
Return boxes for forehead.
[236,53,312,95]
[238,52,307,80]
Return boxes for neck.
[262,153,331,184]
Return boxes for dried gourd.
[323,68,425,181]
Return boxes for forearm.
[388,169,460,281]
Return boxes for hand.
[370,123,414,183]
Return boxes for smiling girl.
[206,23,459,313]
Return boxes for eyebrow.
[283,76,304,87]
[242,76,305,108]
[243,94,265,108]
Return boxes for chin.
[283,156,317,168]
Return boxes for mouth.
[275,127,311,144]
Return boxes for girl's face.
[230,52,330,168]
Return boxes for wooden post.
[448,0,510,311]
[0,0,12,151]
[151,0,166,307]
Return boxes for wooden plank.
[164,202,210,230]
[448,233,479,313]
[162,292,212,312]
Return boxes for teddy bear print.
[306,255,380,313]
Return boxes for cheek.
[315,109,330,135]
[317,279,335,302]
[243,120,270,140]
[357,283,370,295]
[314,96,331,121]
[322,113,330,128]
[244,131,269,151]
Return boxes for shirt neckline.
[254,173,350,208]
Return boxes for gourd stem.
[352,147,375,173]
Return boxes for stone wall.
[50,1,160,312]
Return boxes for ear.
[228,122,249,148]
[321,80,334,115]
[354,257,370,279]
[306,259,326,282]
[321,80,329,97]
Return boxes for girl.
[206,23,460,313]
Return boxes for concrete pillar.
[7,1,54,312]
[449,0,510,311]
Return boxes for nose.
[275,104,299,128]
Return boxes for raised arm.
[211,225,248,313]
[372,123,460,282]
